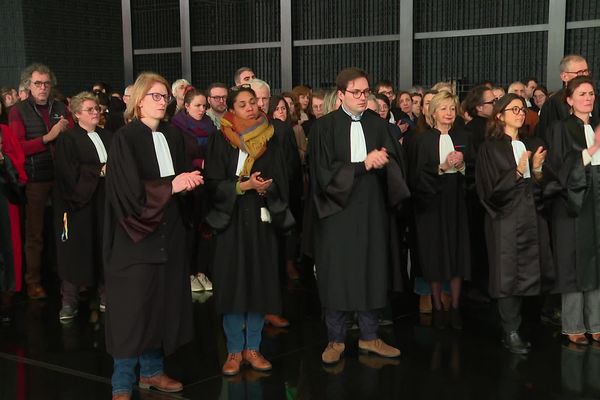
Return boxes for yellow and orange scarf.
[220,111,274,178]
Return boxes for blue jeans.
[222,313,264,353]
[112,349,163,395]
[414,277,451,295]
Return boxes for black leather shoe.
[502,331,530,354]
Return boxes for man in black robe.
[309,68,409,364]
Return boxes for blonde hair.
[426,91,458,128]
[125,72,170,121]
[431,81,455,95]
[322,90,339,115]
[69,91,98,116]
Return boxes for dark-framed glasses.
[146,92,172,102]
[565,69,591,77]
[32,81,52,88]
[209,95,227,102]
[345,89,371,99]
[482,99,497,105]
[503,106,527,115]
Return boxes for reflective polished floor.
[1,274,599,400]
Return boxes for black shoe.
[450,307,463,330]
[540,309,561,326]
[502,331,530,354]
[433,308,446,330]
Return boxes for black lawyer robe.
[408,127,471,282]
[309,108,410,311]
[54,126,112,286]
[203,126,292,315]
[475,135,553,298]
[544,115,600,293]
[103,119,193,359]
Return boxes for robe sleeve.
[544,121,588,216]
[54,132,103,211]
[384,124,411,211]
[105,131,173,243]
[408,133,444,209]
[308,119,363,219]
[475,141,521,219]
[203,132,238,231]
[264,140,295,232]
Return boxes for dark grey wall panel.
[414,0,548,33]
[132,0,180,49]
[191,48,281,92]
[190,0,280,46]
[134,53,182,86]
[565,28,600,77]
[292,42,400,90]
[566,0,600,21]
[292,0,401,40]
[413,31,547,93]
[0,1,25,89]
[22,0,124,96]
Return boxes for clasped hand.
[364,147,389,171]
[172,170,204,194]
[240,171,272,195]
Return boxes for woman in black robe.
[103,73,203,399]
[544,76,600,346]
[54,92,113,321]
[476,94,552,354]
[203,87,292,376]
[408,91,471,329]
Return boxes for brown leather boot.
[222,352,242,376]
[419,295,432,314]
[242,349,272,371]
[264,314,290,328]
[321,342,345,364]
[27,284,47,300]
[111,394,131,400]
[138,373,183,393]
[358,338,401,358]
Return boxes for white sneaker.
[191,275,204,292]
[197,273,213,291]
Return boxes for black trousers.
[325,309,378,342]
[497,296,522,333]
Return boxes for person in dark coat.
[171,87,218,293]
[103,72,203,399]
[54,92,113,321]
[203,87,293,376]
[544,76,600,346]
[309,68,409,365]
[0,124,26,323]
[476,94,552,354]
[409,91,471,330]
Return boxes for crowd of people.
[0,54,599,399]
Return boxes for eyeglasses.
[82,106,102,114]
[503,106,527,115]
[32,81,52,88]
[146,92,172,102]
[345,89,371,99]
[482,99,496,105]
[565,69,591,77]
[379,90,394,97]
[209,95,227,102]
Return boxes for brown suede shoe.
[321,342,345,364]
[567,334,589,345]
[112,394,131,400]
[419,295,432,314]
[222,352,242,375]
[138,373,183,393]
[264,314,290,328]
[242,350,272,371]
[358,338,401,358]
[591,333,600,343]
[27,284,47,300]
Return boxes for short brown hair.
[125,72,170,121]
[69,91,98,116]
[335,67,368,92]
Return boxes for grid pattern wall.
[292,42,400,90]
[191,48,281,92]
[414,0,548,32]
[292,0,402,40]
[565,28,600,78]
[413,31,548,93]
[0,1,25,88]
[567,0,600,21]
[132,0,180,49]
[21,0,124,96]
[134,53,182,86]
[190,0,280,46]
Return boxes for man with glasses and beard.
[9,63,73,300]
[206,82,228,129]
